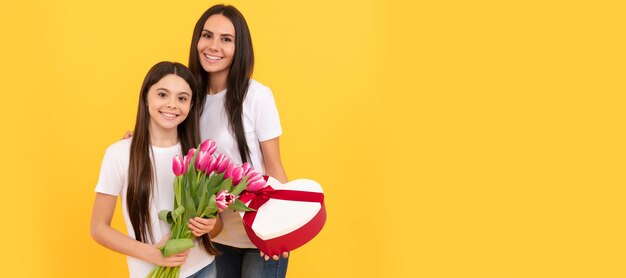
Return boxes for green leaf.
[202,207,218,218]
[195,174,206,197]
[172,205,185,219]
[189,155,197,174]
[187,168,198,198]
[183,186,197,221]
[174,179,182,207]
[158,210,173,224]
[207,194,217,208]
[219,178,233,192]
[183,170,193,192]
[196,190,208,216]
[200,195,218,217]
[191,180,198,200]
[207,173,224,194]
[194,174,209,206]
[228,198,256,212]
[229,179,249,196]
[162,238,194,257]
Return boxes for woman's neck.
[208,71,228,95]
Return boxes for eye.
[222,37,233,42]
[158,92,167,98]
[202,32,212,39]
[178,96,188,102]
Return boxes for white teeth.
[205,54,222,60]
[161,112,177,119]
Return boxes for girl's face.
[146,74,192,134]
[197,14,236,76]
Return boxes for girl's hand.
[188,217,217,237]
[260,251,289,261]
[146,235,190,267]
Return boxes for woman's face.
[146,74,192,134]
[197,14,236,76]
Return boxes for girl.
[189,4,290,278]
[92,62,219,278]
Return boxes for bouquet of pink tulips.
[147,139,267,278]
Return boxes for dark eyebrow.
[156,88,190,97]
[202,29,234,39]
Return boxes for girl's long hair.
[189,4,255,164]
[128,61,216,255]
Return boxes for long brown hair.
[128,61,216,254]
[189,4,255,164]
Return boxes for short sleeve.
[94,146,125,196]
[253,86,283,142]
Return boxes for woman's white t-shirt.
[95,139,213,277]
[199,79,282,248]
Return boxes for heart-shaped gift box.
[238,176,326,257]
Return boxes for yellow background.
[0,0,624,277]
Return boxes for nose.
[166,96,177,109]
[208,38,219,51]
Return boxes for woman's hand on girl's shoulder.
[121,130,133,140]
[145,235,190,267]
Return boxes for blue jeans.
[214,242,289,278]
[187,261,216,278]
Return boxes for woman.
[189,4,290,278]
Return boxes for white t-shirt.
[200,79,282,248]
[95,139,213,278]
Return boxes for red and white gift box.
[238,176,326,257]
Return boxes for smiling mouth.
[205,54,223,61]
[160,112,178,120]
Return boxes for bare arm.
[259,137,289,259]
[260,137,288,183]
[90,193,188,267]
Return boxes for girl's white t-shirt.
[199,79,282,248]
[95,139,213,278]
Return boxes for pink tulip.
[182,157,190,173]
[172,155,185,176]
[241,162,254,177]
[194,150,210,172]
[215,154,230,173]
[205,155,217,173]
[246,173,266,192]
[232,167,244,185]
[186,148,196,160]
[224,163,235,178]
[225,164,244,185]
[200,139,217,156]
[184,148,196,169]
[216,190,235,209]
[246,172,262,182]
